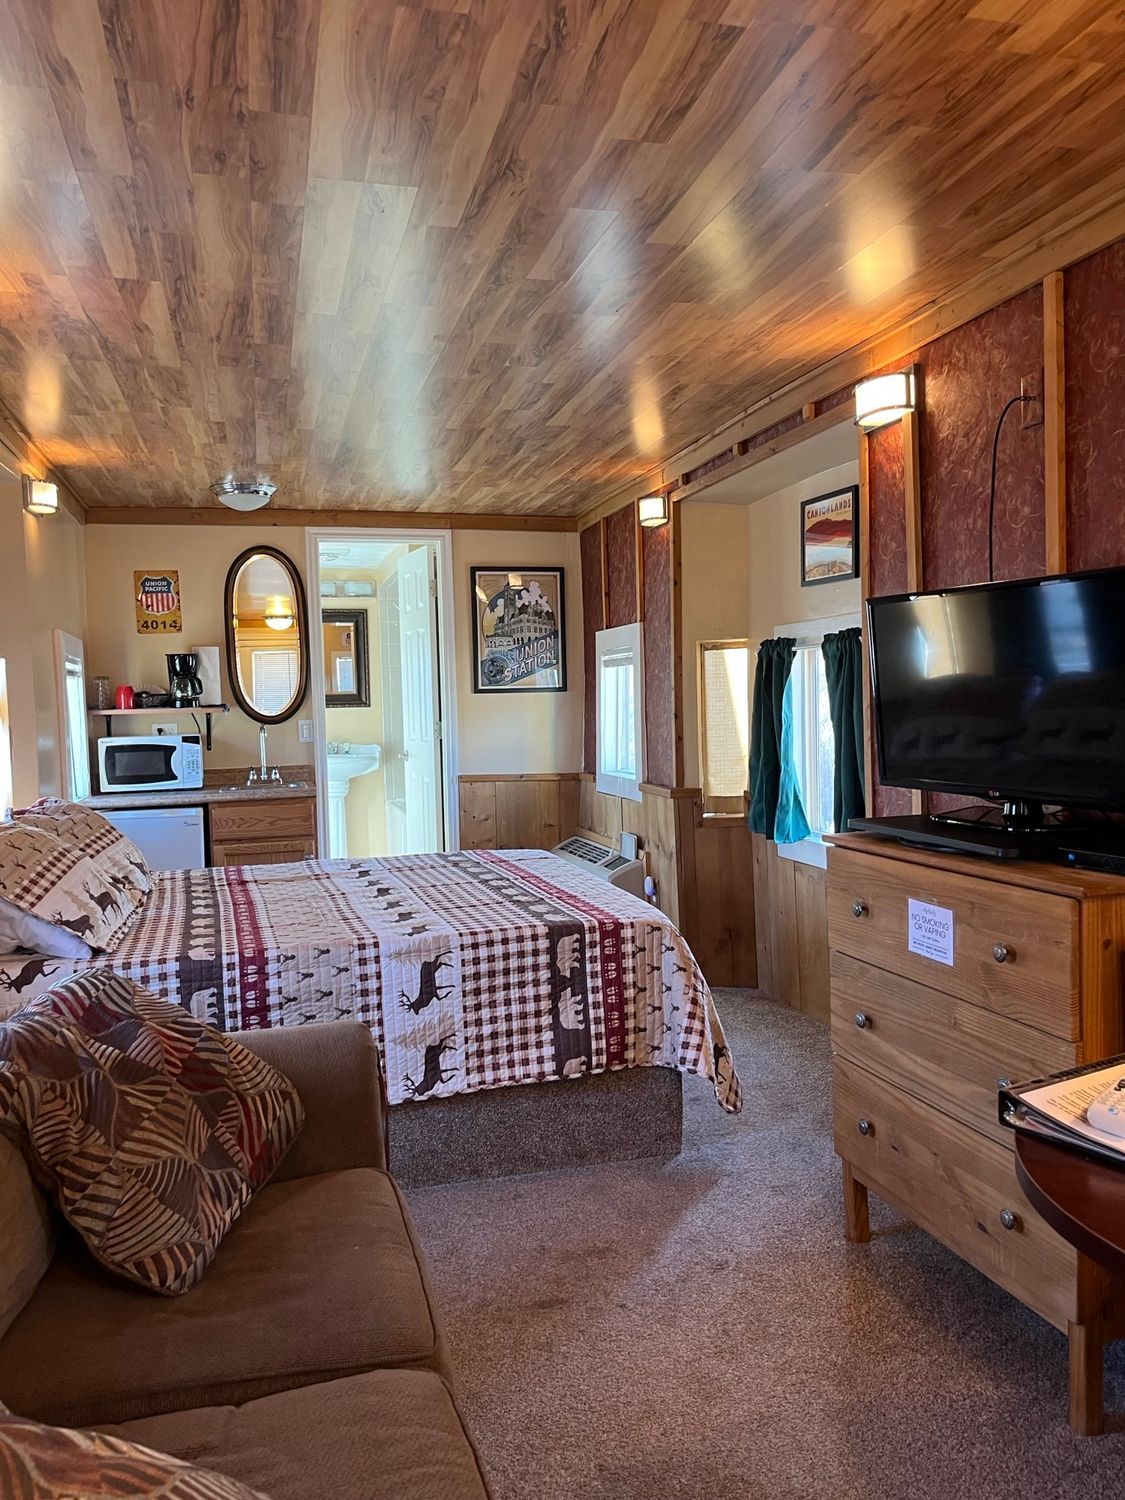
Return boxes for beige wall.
[451,529,583,776]
[0,464,88,805]
[81,522,583,801]
[680,501,752,788]
[83,524,314,772]
[746,460,861,646]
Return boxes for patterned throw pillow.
[0,970,304,1296]
[0,802,151,954]
[0,1406,271,1498]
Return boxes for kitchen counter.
[84,781,315,812]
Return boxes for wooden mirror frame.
[223,545,309,725]
[322,607,371,708]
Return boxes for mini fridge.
[101,807,206,872]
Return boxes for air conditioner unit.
[551,831,645,899]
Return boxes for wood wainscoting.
[578,777,756,989]
[458,774,581,852]
[751,833,829,1023]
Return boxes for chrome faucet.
[248,724,281,785]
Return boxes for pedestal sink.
[325,742,382,858]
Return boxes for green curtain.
[775,671,812,844]
[748,637,796,836]
[822,627,865,832]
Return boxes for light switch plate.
[298,719,314,742]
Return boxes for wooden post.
[902,405,924,815]
[858,427,874,817]
[1044,270,1066,574]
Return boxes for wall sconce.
[264,610,295,631]
[22,476,59,516]
[638,493,669,528]
[853,368,916,431]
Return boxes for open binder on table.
[1000,1056,1125,1167]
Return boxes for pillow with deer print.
[0,802,151,955]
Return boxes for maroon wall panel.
[642,521,676,789]
[867,421,907,599]
[1066,240,1125,570]
[579,522,604,775]
[919,288,1045,588]
[604,505,639,628]
[867,420,911,815]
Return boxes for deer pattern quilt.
[0,849,742,1113]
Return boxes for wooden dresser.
[827,833,1125,1433]
[208,796,318,867]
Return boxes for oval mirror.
[224,546,309,724]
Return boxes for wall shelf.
[89,705,231,752]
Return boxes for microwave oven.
[98,735,204,794]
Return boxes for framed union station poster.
[470,567,567,693]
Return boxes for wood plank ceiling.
[0,0,1124,516]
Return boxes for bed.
[0,847,742,1181]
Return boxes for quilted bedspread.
[0,848,742,1112]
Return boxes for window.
[595,623,644,801]
[54,631,91,801]
[788,644,836,836]
[251,649,299,717]
[699,640,750,816]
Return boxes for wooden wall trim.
[902,408,924,815]
[576,188,1125,531]
[459,773,580,783]
[673,404,853,506]
[857,427,874,818]
[87,507,580,532]
[670,505,685,787]
[1043,270,1067,573]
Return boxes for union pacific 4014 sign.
[134,571,182,633]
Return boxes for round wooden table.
[1015,1133,1125,1278]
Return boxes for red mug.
[114,684,135,710]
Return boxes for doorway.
[306,531,457,859]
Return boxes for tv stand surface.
[847,812,1068,861]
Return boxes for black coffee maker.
[167,652,203,708]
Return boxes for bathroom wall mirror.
[323,608,370,707]
[224,546,309,724]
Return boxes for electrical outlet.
[1021,372,1043,428]
[152,722,178,737]
[298,719,314,743]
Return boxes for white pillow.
[0,898,92,959]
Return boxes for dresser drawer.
[834,1057,1078,1329]
[830,952,1077,1146]
[828,848,1079,1039]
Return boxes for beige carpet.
[406,991,1125,1499]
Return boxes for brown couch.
[0,1022,491,1499]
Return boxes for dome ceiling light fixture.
[210,476,277,511]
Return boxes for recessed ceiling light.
[210,477,277,511]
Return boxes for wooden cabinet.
[207,797,317,867]
[827,834,1125,1434]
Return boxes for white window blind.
[595,623,644,802]
[251,650,299,717]
[700,640,749,814]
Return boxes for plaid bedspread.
[0,849,742,1112]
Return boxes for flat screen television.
[867,567,1125,813]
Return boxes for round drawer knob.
[999,1208,1020,1232]
[852,900,868,919]
[855,1012,870,1030]
[857,1118,873,1136]
[993,943,1012,964]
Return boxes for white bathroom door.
[397,547,443,853]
